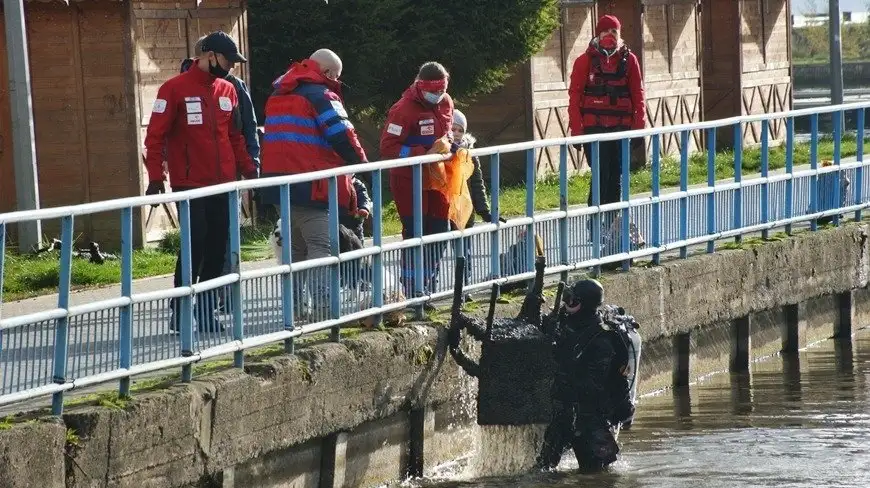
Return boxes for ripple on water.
[387,328,870,488]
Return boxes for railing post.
[590,141,601,276]
[706,128,717,254]
[832,110,842,227]
[857,108,865,222]
[679,130,689,259]
[785,117,795,235]
[559,143,569,282]
[279,184,295,354]
[328,177,341,341]
[51,215,74,415]
[525,149,536,278]
[810,113,819,232]
[372,169,384,327]
[621,137,631,270]
[760,120,770,239]
[651,135,661,265]
[490,153,501,292]
[119,208,134,396]
[228,190,244,367]
[178,200,194,382]
[412,163,424,318]
[733,123,743,244]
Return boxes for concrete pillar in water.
[319,432,348,488]
[407,407,434,478]
[782,303,807,353]
[672,332,691,387]
[730,316,751,373]
[835,290,854,340]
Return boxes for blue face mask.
[423,91,445,105]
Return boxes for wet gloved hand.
[145,181,165,208]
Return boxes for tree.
[247,0,560,121]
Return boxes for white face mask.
[423,91,445,105]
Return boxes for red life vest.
[581,48,633,131]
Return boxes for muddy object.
[448,255,558,425]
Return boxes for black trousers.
[582,137,624,207]
[170,190,230,331]
[172,190,231,287]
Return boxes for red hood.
[400,82,453,108]
[401,83,427,106]
[272,59,343,97]
[585,37,627,59]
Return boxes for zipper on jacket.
[185,143,191,179]
[211,94,220,183]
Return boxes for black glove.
[450,142,460,154]
[145,181,165,208]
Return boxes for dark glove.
[145,181,165,208]
[450,142,460,154]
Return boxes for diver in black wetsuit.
[536,279,633,472]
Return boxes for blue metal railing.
[0,102,868,413]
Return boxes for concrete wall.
[3,222,870,488]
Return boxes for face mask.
[208,56,230,79]
[423,91,445,105]
[599,35,618,51]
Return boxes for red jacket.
[261,60,367,211]
[380,84,454,182]
[144,66,254,188]
[568,40,646,135]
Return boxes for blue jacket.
[180,59,260,172]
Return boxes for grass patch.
[2,223,273,301]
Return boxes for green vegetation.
[247,0,560,121]
[792,22,870,64]
[2,224,273,302]
[1,136,857,300]
[58,326,370,411]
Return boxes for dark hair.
[417,61,449,81]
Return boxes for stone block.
[0,420,66,488]
[64,384,212,488]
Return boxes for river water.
[394,327,870,488]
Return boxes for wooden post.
[672,332,691,388]
[3,0,42,252]
[781,303,806,353]
[835,290,854,340]
[319,432,348,488]
[730,316,751,373]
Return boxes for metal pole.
[829,0,844,106]
[3,0,42,253]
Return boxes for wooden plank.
[71,4,94,237]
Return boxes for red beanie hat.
[597,15,621,35]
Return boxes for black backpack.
[600,305,641,424]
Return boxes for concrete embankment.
[3,223,870,488]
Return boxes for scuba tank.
[600,304,642,428]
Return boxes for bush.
[793,22,870,63]
[247,0,559,121]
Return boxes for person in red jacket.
[380,62,454,304]
[568,15,645,207]
[143,31,256,333]
[259,48,367,319]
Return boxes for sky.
[792,0,868,14]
